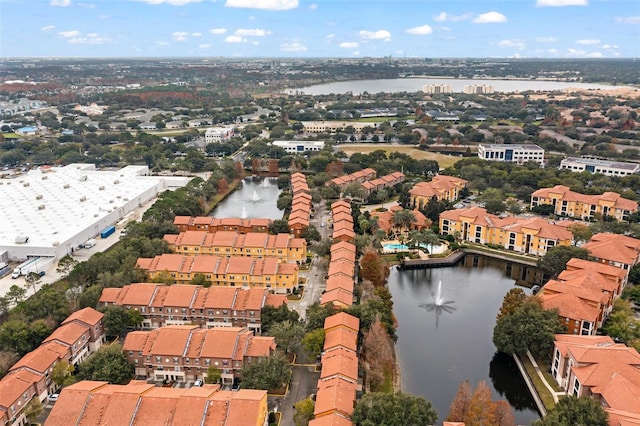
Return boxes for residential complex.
[327,168,377,190]
[204,127,234,143]
[477,144,545,166]
[123,325,275,384]
[0,308,105,426]
[422,84,453,94]
[164,230,307,263]
[272,140,325,153]
[99,284,286,333]
[0,164,189,261]
[463,84,494,94]
[45,381,269,426]
[531,185,638,221]
[370,205,431,235]
[360,172,405,196]
[560,157,640,177]
[289,172,312,238]
[135,254,299,293]
[173,216,272,233]
[582,232,640,272]
[409,175,468,206]
[551,335,640,423]
[440,207,573,256]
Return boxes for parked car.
[193,379,203,387]
[49,393,59,403]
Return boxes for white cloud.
[405,25,433,35]
[576,38,599,45]
[281,42,307,52]
[586,51,603,58]
[225,0,298,11]
[225,35,247,43]
[339,41,358,48]
[433,11,472,22]
[41,25,56,32]
[172,31,189,41]
[473,11,507,23]
[536,36,557,43]
[77,2,96,8]
[359,30,391,41]
[616,16,640,24]
[66,32,111,44]
[133,0,203,5]
[352,51,360,55]
[58,30,81,38]
[498,39,526,50]
[156,41,170,46]
[209,28,227,34]
[308,3,317,10]
[567,48,586,55]
[548,48,559,54]
[536,0,587,6]
[326,33,335,40]
[50,0,71,6]
[235,28,271,36]
[602,44,618,49]
[191,32,202,37]
[252,40,259,45]
[199,43,211,48]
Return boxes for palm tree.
[391,209,417,237]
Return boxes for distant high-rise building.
[463,84,495,94]
[422,84,453,94]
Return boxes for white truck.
[11,257,40,279]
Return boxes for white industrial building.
[478,144,545,166]
[0,164,190,261]
[204,127,234,143]
[422,84,453,94]
[559,157,640,177]
[272,140,325,153]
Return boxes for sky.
[1,0,639,58]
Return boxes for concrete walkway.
[526,350,566,403]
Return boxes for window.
[572,378,580,396]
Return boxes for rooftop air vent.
[63,184,70,189]
[35,195,43,200]
[38,204,45,210]
[99,186,105,190]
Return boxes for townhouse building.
[45,381,269,426]
[360,172,405,196]
[123,325,275,384]
[530,185,638,221]
[173,216,272,233]
[99,284,286,333]
[327,168,377,190]
[165,230,307,263]
[135,254,299,293]
[439,207,572,256]
[551,335,640,423]
[0,308,105,426]
[289,172,312,238]
[582,233,640,273]
[409,175,468,207]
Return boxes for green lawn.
[520,354,557,411]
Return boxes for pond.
[388,254,542,424]
[210,177,283,220]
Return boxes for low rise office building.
[478,143,545,166]
[560,157,640,177]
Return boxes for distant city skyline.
[2,0,639,58]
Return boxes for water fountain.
[241,206,248,219]
[419,280,456,327]
[251,190,260,202]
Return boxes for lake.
[288,77,630,95]
[388,254,542,425]
[210,177,283,220]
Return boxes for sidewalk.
[526,350,566,403]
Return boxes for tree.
[293,398,315,426]
[25,271,42,295]
[277,193,293,211]
[269,320,305,354]
[496,288,527,321]
[391,209,417,234]
[537,245,589,278]
[446,380,472,422]
[269,219,291,235]
[628,264,640,285]
[205,366,222,384]
[52,360,75,387]
[5,284,27,305]
[351,392,438,426]
[56,255,78,277]
[23,398,43,424]
[76,343,134,384]
[301,328,325,360]
[100,305,130,338]
[305,303,337,332]
[363,318,395,391]
[602,299,640,348]
[569,223,593,246]
[534,396,608,426]
[493,298,564,359]
[241,352,291,391]
[0,319,52,355]
[78,285,103,309]
[261,304,300,334]
[465,381,497,426]
[301,226,321,244]
[495,400,516,426]
[359,250,388,287]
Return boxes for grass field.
[337,144,463,169]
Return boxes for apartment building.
[99,284,286,333]
[360,172,405,196]
[173,216,272,233]
[440,207,572,256]
[551,335,640,423]
[560,157,640,177]
[530,185,638,221]
[0,308,105,426]
[165,231,307,263]
[409,175,468,207]
[422,84,453,94]
[45,381,269,426]
[462,84,494,94]
[123,325,275,384]
[135,254,299,293]
[327,168,377,190]
[370,205,431,234]
[478,143,545,166]
[582,233,640,272]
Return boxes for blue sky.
[1,0,639,58]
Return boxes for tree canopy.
[77,343,134,384]
[534,396,608,426]
[241,352,291,391]
[351,392,438,426]
[537,245,589,278]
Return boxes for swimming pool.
[382,242,447,254]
